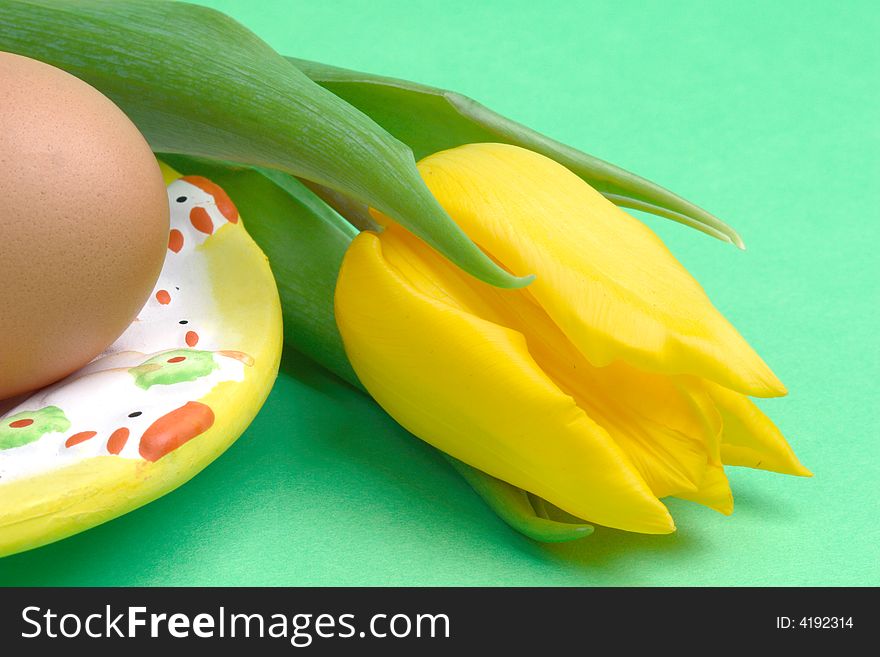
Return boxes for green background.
[2,0,877,586]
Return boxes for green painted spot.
[130,349,218,389]
[0,406,71,450]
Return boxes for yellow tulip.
[334,143,810,534]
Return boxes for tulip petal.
[706,383,812,477]
[413,143,785,398]
[549,364,722,500]
[492,294,723,501]
[335,229,674,534]
[375,225,725,503]
[675,464,734,515]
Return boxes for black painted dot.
[179,320,188,325]
[176,196,188,203]
[175,287,180,291]
[128,411,143,418]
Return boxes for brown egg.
[0,53,169,399]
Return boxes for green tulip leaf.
[0,0,528,289]
[447,458,594,542]
[291,57,743,248]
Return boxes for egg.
[0,52,169,399]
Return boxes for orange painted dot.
[139,401,215,462]
[65,431,97,447]
[185,331,199,347]
[9,418,33,428]
[168,356,187,364]
[180,176,239,223]
[168,229,184,253]
[156,289,171,305]
[107,427,130,455]
[189,207,214,235]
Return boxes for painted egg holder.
[0,176,255,483]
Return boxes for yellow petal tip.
[742,367,787,399]
[768,379,788,398]
[717,498,735,516]
[639,504,677,535]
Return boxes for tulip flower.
[335,143,810,534]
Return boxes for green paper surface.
[1,0,877,586]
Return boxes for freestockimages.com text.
[20,605,451,646]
